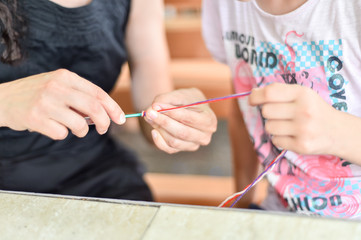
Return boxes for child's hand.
[249,83,340,155]
[144,88,217,154]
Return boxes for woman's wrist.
[0,82,10,128]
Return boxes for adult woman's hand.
[144,88,217,154]
[0,69,125,140]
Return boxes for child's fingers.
[270,135,294,151]
[249,83,301,106]
[265,120,296,136]
[261,102,296,120]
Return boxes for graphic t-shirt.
[203,0,361,218]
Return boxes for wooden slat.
[145,173,268,207]
[164,0,202,9]
[145,173,234,206]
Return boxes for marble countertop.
[0,191,359,240]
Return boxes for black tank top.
[0,0,151,200]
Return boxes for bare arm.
[125,0,217,153]
[125,0,173,141]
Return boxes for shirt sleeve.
[201,0,228,64]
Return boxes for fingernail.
[147,110,158,120]
[153,105,162,111]
[119,114,126,124]
[101,129,108,135]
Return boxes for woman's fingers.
[55,69,125,125]
[63,89,111,135]
[0,69,126,139]
[28,118,69,140]
[145,108,212,146]
[49,69,126,134]
[159,105,217,133]
[143,88,217,152]
[47,106,90,137]
[151,129,200,154]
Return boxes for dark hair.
[0,0,26,64]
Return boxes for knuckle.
[156,117,168,128]
[43,78,58,90]
[264,121,272,134]
[72,121,88,137]
[43,77,66,95]
[296,123,311,137]
[157,141,178,154]
[200,136,211,146]
[35,95,50,110]
[166,137,181,149]
[25,109,40,123]
[261,105,270,118]
[89,102,103,115]
[192,145,200,151]
[176,130,189,141]
[52,128,69,140]
[98,120,111,133]
[95,87,106,101]
[54,68,71,77]
[190,87,204,98]
[167,149,179,154]
[302,107,314,120]
[263,84,278,100]
[207,112,218,132]
[109,102,120,115]
[296,138,313,154]
[54,68,71,80]
[263,87,273,101]
[104,119,111,129]
[206,125,217,136]
[210,123,217,133]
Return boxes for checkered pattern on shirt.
[254,39,343,78]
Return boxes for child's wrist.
[328,110,361,163]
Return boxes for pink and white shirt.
[203,0,361,219]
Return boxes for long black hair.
[0,0,26,64]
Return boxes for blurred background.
[109,0,238,207]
